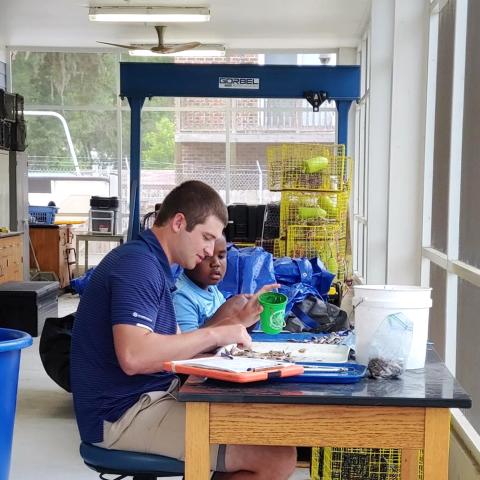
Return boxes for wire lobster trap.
[286,225,346,280]
[311,447,424,480]
[267,143,350,192]
[279,189,349,236]
[273,238,286,258]
[266,145,283,191]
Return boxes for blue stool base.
[80,442,184,479]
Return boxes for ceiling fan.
[97,25,201,54]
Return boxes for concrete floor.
[9,293,311,480]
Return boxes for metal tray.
[275,362,367,384]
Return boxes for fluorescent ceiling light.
[128,45,225,57]
[88,6,210,23]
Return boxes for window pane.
[457,278,480,434]
[27,110,119,219]
[12,51,118,106]
[231,98,335,142]
[428,262,446,360]
[430,2,455,253]
[459,0,480,268]
[177,143,226,202]
[230,143,280,205]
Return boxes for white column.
[365,0,395,283]
[386,0,430,284]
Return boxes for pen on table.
[247,365,287,372]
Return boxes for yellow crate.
[267,145,283,191]
[311,447,424,480]
[232,241,256,248]
[280,190,349,235]
[273,238,286,258]
[267,143,351,192]
[286,225,346,280]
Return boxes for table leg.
[424,408,451,480]
[84,240,88,273]
[75,237,80,276]
[185,402,211,480]
[401,449,420,480]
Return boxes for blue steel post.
[336,100,351,152]
[128,97,145,241]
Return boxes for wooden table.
[178,347,471,480]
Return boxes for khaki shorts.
[96,379,226,472]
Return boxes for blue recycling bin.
[0,328,32,480]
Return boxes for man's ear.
[171,212,186,233]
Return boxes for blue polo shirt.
[174,272,226,332]
[71,229,177,444]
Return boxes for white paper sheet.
[170,356,290,373]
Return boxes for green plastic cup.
[258,292,288,334]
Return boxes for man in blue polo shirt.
[71,180,297,480]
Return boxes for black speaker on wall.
[0,120,12,150]
[11,120,27,152]
[0,89,16,122]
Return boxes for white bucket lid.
[352,297,433,309]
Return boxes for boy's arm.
[173,291,201,333]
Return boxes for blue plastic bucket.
[0,328,32,480]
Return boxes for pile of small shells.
[367,357,403,379]
[287,332,345,345]
[226,345,294,361]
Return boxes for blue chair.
[80,442,185,479]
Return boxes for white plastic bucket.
[353,285,432,369]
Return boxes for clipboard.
[162,356,304,383]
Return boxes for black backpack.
[39,313,75,392]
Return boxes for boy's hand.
[210,324,252,349]
[206,284,282,328]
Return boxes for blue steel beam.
[120,63,360,101]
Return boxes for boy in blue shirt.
[175,234,279,333]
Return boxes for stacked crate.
[267,143,352,280]
[310,447,424,480]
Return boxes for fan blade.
[152,42,201,54]
[96,41,143,50]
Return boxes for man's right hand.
[210,324,252,349]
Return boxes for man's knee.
[224,444,297,478]
[261,446,297,478]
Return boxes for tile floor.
[9,293,311,480]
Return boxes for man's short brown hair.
[154,180,228,232]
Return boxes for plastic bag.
[218,245,276,298]
[367,313,413,379]
[273,256,334,296]
[70,268,95,296]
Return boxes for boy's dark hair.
[154,180,228,231]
